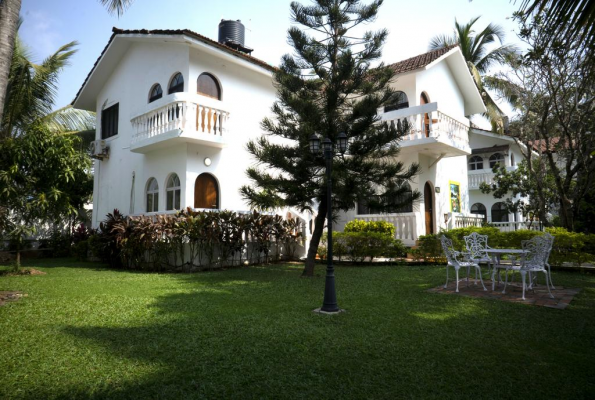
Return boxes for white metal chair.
[491,235,554,300]
[440,235,487,293]
[464,232,493,277]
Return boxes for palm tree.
[1,31,95,138]
[429,17,518,132]
[0,0,133,137]
[518,0,595,44]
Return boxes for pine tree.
[240,0,420,276]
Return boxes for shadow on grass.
[14,264,595,399]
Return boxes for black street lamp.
[310,132,348,313]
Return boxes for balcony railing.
[490,221,543,232]
[381,102,470,156]
[355,212,423,246]
[130,93,229,151]
[468,166,516,189]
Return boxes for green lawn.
[1,259,594,399]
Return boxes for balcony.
[381,102,471,158]
[130,93,229,153]
[468,166,516,190]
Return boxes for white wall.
[92,40,276,226]
[415,62,466,121]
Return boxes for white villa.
[72,22,530,249]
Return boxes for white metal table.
[485,248,528,291]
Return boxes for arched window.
[489,153,505,169]
[471,203,487,221]
[148,84,162,103]
[146,178,159,212]
[511,153,516,166]
[491,202,509,223]
[469,156,484,171]
[385,91,409,112]
[166,174,181,210]
[197,73,221,100]
[194,173,219,209]
[168,73,184,94]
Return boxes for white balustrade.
[450,212,485,229]
[355,212,422,245]
[131,95,229,146]
[468,166,517,189]
[381,102,470,150]
[490,221,543,232]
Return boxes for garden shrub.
[344,219,396,238]
[415,234,445,263]
[87,208,303,271]
[322,231,404,263]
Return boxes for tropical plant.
[2,33,95,138]
[517,0,595,44]
[241,0,420,277]
[485,14,595,231]
[87,209,304,271]
[0,122,92,269]
[0,0,132,137]
[429,17,518,132]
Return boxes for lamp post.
[310,132,348,313]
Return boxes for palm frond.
[2,37,79,137]
[99,0,134,17]
[475,44,519,73]
[518,0,595,43]
[483,75,522,110]
[41,106,96,134]
[428,34,456,51]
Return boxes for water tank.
[218,19,245,47]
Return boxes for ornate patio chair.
[529,233,555,290]
[440,235,487,293]
[464,232,493,277]
[491,235,554,300]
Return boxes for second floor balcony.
[381,102,471,158]
[130,93,229,153]
[468,166,516,190]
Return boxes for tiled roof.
[387,44,459,75]
[71,27,276,106]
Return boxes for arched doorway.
[424,182,434,235]
[420,92,431,137]
[194,173,219,209]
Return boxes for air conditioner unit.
[90,140,109,160]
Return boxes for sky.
[19,0,524,119]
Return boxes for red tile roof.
[71,27,276,106]
[387,44,459,75]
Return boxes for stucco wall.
[415,62,466,121]
[91,40,276,226]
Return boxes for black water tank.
[218,19,245,46]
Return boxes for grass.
[0,259,594,399]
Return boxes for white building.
[73,25,285,227]
[467,127,532,230]
[73,25,526,248]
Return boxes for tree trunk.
[0,0,21,132]
[302,197,327,277]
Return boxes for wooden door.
[194,173,219,209]
[420,92,430,137]
[424,182,434,235]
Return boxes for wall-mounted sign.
[449,181,461,213]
